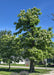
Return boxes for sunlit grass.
[0,67,51,75]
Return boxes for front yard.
[0,67,51,75]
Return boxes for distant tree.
[0,30,12,63]
[47,13,54,21]
[14,7,54,72]
[51,13,54,21]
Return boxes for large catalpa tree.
[14,7,54,72]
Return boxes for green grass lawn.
[0,67,51,75]
[0,63,46,66]
[0,71,10,75]
[0,64,25,66]
[0,63,54,68]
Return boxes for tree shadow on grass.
[0,68,40,73]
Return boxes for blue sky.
[0,0,54,41]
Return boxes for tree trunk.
[29,26,35,72]
[30,60,34,72]
[9,62,10,71]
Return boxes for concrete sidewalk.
[43,70,54,75]
[0,65,54,70]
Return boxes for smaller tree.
[0,35,21,71]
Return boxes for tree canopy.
[0,30,12,38]
[14,7,54,72]
[0,35,21,71]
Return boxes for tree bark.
[9,62,10,71]
[29,26,35,72]
[30,60,34,72]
